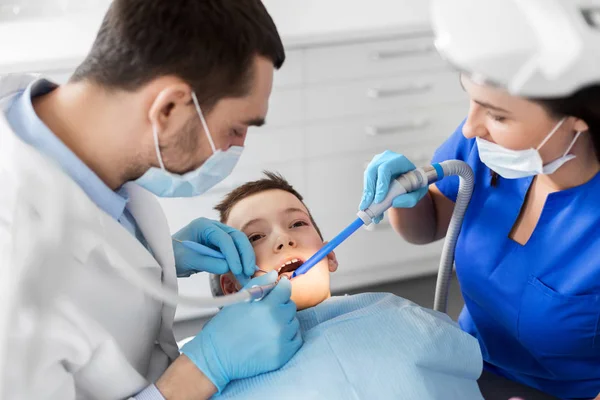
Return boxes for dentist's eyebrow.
[245,117,265,127]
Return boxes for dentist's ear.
[323,241,338,272]
[148,81,193,135]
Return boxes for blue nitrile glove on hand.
[181,271,302,393]
[173,217,257,285]
[360,150,428,223]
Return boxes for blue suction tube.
[291,217,365,277]
[291,160,474,314]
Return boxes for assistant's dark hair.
[71,0,285,111]
[534,85,600,162]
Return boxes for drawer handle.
[371,44,435,60]
[367,83,432,99]
[365,118,430,136]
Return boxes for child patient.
[209,172,484,400]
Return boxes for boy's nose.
[275,235,297,251]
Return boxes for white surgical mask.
[476,118,582,179]
[136,92,243,197]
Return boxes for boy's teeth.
[279,258,300,269]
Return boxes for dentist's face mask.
[476,118,582,179]
[136,92,243,197]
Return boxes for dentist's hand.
[181,272,302,393]
[359,150,428,223]
[173,217,257,284]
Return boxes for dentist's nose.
[274,235,297,252]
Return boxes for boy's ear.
[323,241,339,272]
[220,273,241,295]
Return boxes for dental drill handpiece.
[174,239,279,302]
[291,164,445,278]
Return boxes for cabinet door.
[305,70,464,122]
[304,103,467,159]
[305,35,447,84]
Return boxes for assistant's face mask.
[476,118,582,179]
[136,92,243,197]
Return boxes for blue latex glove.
[173,217,257,284]
[181,271,302,393]
[359,150,428,223]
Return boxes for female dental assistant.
[361,1,600,397]
[361,76,600,399]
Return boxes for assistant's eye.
[248,233,265,243]
[290,220,308,229]
[488,112,507,123]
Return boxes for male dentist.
[0,1,302,399]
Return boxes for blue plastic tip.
[432,163,444,179]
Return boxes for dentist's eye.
[291,220,308,228]
[231,127,247,138]
[248,234,265,243]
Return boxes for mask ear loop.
[562,131,583,156]
[537,117,566,150]
[152,124,167,171]
[191,92,217,154]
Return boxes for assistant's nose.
[462,102,488,139]
[274,234,297,252]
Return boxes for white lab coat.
[0,74,180,399]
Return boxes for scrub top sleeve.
[431,119,475,202]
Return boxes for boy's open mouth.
[277,258,304,280]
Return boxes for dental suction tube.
[357,160,474,313]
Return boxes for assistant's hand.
[359,150,428,223]
[173,217,257,283]
[181,272,302,393]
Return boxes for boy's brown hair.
[214,171,323,239]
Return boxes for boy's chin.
[289,278,330,311]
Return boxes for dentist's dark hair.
[534,85,600,162]
[70,0,285,112]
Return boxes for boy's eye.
[291,221,308,228]
[248,234,264,243]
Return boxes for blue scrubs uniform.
[432,121,600,399]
